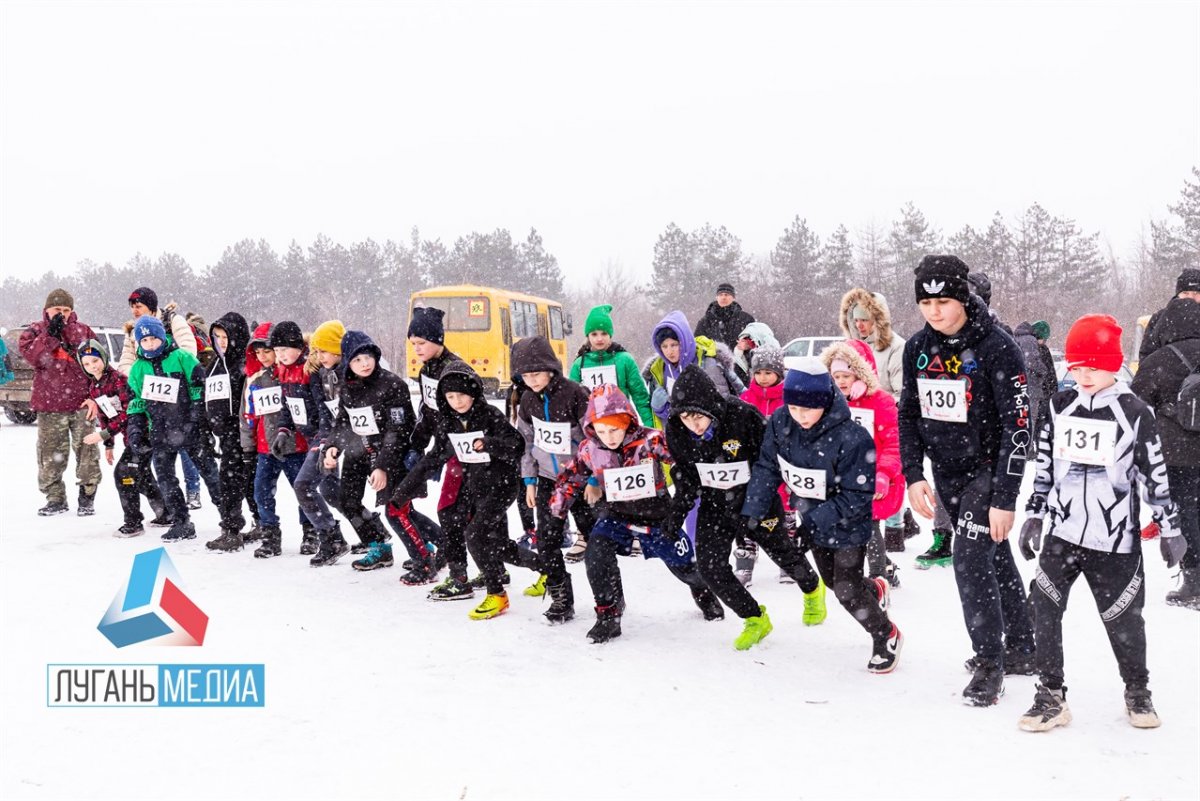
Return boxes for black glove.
[270,428,296,460]
[1162,535,1188,569]
[126,415,151,457]
[1018,517,1043,561]
[47,313,66,338]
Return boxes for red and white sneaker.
[873,576,891,611]
[868,624,903,674]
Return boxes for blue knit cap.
[133,315,167,357]
[783,357,834,409]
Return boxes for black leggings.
[461,484,537,595]
[1033,537,1147,689]
[215,429,255,529]
[810,544,892,641]
[533,475,596,584]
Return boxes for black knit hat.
[716,282,736,297]
[128,287,159,313]
[267,320,305,350]
[1177,268,1200,295]
[914,255,971,304]
[408,306,445,345]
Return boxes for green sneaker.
[803,579,827,626]
[524,573,547,597]
[427,575,475,602]
[915,530,954,570]
[734,606,773,650]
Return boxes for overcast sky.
[1,0,1197,288]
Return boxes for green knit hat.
[1032,320,1051,341]
[584,304,614,336]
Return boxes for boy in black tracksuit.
[665,364,825,650]
[512,336,596,623]
[1017,313,1184,731]
[202,312,261,551]
[897,256,1035,705]
[391,364,539,620]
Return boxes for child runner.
[643,310,744,430]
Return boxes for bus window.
[537,312,548,338]
[510,300,539,339]
[549,306,564,340]
[413,297,491,331]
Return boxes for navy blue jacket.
[329,330,415,475]
[742,390,876,548]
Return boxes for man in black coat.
[1139,268,1200,361]
[1131,297,1200,609]
[694,282,754,352]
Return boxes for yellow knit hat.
[311,320,346,355]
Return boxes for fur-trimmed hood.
[818,339,880,395]
[839,288,896,351]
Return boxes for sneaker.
[148,514,173,528]
[205,527,244,552]
[564,537,588,564]
[779,568,796,585]
[401,557,417,571]
[868,624,904,674]
[187,490,201,510]
[915,529,953,569]
[115,522,144,538]
[243,520,264,542]
[964,647,1037,676]
[587,604,623,643]
[352,541,394,571]
[399,557,439,585]
[883,561,901,589]
[161,521,196,542]
[468,592,510,620]
[299,525,319,556]
[524,573,548,597]
[77,488,95,517]
[309,528,349,567]
[428,575,475,602]
[734,541,757,587]
[38,500,69,516]
[253,525,282,558]
[1125,685,1161,728]
[691,585,724,621]
[1018,684,1071,732]
[468,570,511,589]
[873,576,891,611]
[1166,567,1200,610]
[963,659,1005,707]
[734,605,773,651]
[803,579,827,626]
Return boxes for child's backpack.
[1165,344,1200,432]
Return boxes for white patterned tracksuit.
[1026,383,1180,689]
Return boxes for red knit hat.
[1064,314,1123,372]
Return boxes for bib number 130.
[917,378,968,423]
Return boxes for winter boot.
[1018,684,1071,732]
[1166,567,1200,610]
[243,516,264,542]
[253,525,282,558]
[963,658,1005,706]
[115,521,144,538]
[803,578,828,626]
[468,592,510,620]
[734,539,757,587]
[162,520,197,542]
[915,529,954,569]
[1124,685,1160,728]
[38,499,69,516]
[868,624,904,674]
[691,585,725,621]
[401,557,417,571]
[300,523,319,556]
[564,534,588,564]
[965,645,1037,676]
[873,576,891,611]
[524,573,548,597]
[734,606,773,651]
[883,523,906,552]
[399,554,439,585]
[587,603,623,643]
[469,570,510,589]
[309,524,349,567]
[544,576,575,624]
[903,508,921,540]
[883,560,902,588]
[428,573,475,602]
[206,526,244,552]
[352,541,394,571]
[187,490,202,510]
[148,499,171,527]
[77,487,96,517]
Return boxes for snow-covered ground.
[1,419,1197,801]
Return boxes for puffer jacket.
[694,299,755,352]
[569,342,653,425]
[118,306,196,375]
[1130,297,1200,467]
[76,339,132,447]
[644,310,744,427]
[410,346,472,455]
[550,384,674,526]
[328,330,415,481]
[18,310,96,412]
[513,336,591,481]
[126,338,206,449]
[203,312,251,436]
[840,288,906,398]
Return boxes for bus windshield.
[413,297,491,332]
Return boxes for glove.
[404,450,421,472]
[1161,535,1188,569]
[849,379,868,401]
[47,313,66,338]
[1140,521,1161,541]
[875,473,890,498]
[651,387,669,414]
[270,428,296,459]
[126,415,151,457]
[1018,517,1043,561]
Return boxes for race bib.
[142,375,179,404]
[917,378,968,423]
[95,394,120,419]
[285,396,308,426]
[346,406,379,436]
[532,417,572,455]
[420,374,439,411]
[448,431,490,464]
[849,407,875,432]
[603,462,656,502]
[324,398,340,416]
[252,386,283,416]
[1053,416,1117,467]
[580,365,618,390]
[777,455,826,500]
[205,374,230,401]
[696,461,750,490]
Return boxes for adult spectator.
[1031,320,1057,395]
[1140,268,1200,361]
[839,288,905,398]
[17,288,101,515]
[1130,297,1200,610]
[694,282,754,352]
[117,287,197,374]
[1013,321,1053,429]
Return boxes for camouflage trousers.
[36,410,101,503]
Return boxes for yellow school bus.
[406,285,573,396]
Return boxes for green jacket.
[127,343,205,445]
[569,344,653,426]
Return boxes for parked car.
[1052,349,1134,391]
[0,325,126,425]
[782,335,845,360]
